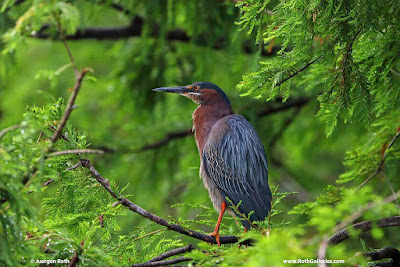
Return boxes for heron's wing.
[202,115,272,223]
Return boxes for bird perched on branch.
[153,82,272,245]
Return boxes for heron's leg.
[210,201,226,246]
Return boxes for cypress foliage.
[0,1,399,266]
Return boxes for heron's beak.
[152,85,193,94]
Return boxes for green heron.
[153,82,272,245]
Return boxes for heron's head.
[153,81,231,106]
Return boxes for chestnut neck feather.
[192,100,233,154]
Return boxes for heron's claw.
[209,231,221,246]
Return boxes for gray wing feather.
[203,115,272,227]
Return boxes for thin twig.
[382,172,400,210]
[341,29,362,89]
[1,0,25,13]
[42,179,55,186]
[50,68,89,143]
[36,132,44,143]
[50,12,90,143]
[67,161,83,171]
[48,126,69,141]
[74,159,242,245]
[55,14,79,77]
[112,201,122,208]
[274,57,320,87]
[49,149,105,157]
[317,237,329,267]
[256,97,310,117]
[357,128,400,190]
[132,229,164,242]
[0,125,23,140]
[390,68,400,77]
[138,129,193,152]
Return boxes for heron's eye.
[195,86,200,91]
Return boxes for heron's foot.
[209,231,221,246]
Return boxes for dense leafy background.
[0,0,399,266]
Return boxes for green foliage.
[1,0,399,266]
[235,0,271,43]
[236,0,400,136]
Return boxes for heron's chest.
[192,105,232,154]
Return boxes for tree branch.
[147,243,194,263]
[54,14,79,77]
[138,96,311,152]
[341,29,362,88]
[50,68,89,143]
[318,191,400,266]
[0,124,23,140]
[34,17,145,41]
[328,216,400,245]
[256,97,310,117]
[131,256,193,267]
[68,252,79,267]
[1,0,25,13]
[357,128,400,190]
[360,246,400,265]
[274,57,320,87]
[49,149,105,157]
[75,159,244,245]
[68,240,84,267]
[32,16,280,57]
[138,129,193,152]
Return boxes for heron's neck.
[192,103,234,153]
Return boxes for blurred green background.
[1,0,399,266]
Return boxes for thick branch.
[68,240,84,267]
[328,216,400,245]
[34,17,145,41]
[68,252,79,267]
[77,159,243,245]
[318,192,400,266]
[147,244,194,263]
[360,246,400,264]
[357,128,400,190]
[131,257,192,267]
[32,16,279,57]
[50,68,89,143]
